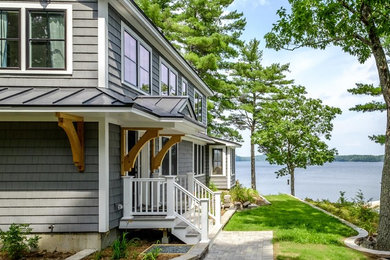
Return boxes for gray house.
[0,0,240,251]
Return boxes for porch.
[119,173,222,244]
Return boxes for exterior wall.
[178,140,193,175]
[0,0,98,87]
[0,122,99,232]
[109,124,123,229]
[195,174,206,185]
[209,176,228,190]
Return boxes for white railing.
[123,177,167,217]
[175,175,188,190]
[189,174,221,227]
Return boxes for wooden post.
[123,176,134,219]
[200,198,209,243]
[187,172,194,195]
[165,176,176,219]
[214,191,222,227]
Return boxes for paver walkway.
[204,231,273,260]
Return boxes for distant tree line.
[236,155,384,162]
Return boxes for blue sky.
[229,0,385,156]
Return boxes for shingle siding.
[0,122,99,232]
[109,124,123,229]
[178,140,193,175]
[0,0,98,88]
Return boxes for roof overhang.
[110,0,214,97]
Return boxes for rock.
[224,195,231,204]
[224,202,232,209]
[248,204,258,209]
[243,201,251,208]
[234,202,243,210]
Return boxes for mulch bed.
[0,251,73,260]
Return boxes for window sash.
[27,10,66,69]
[0,10,20,69]
[212,148,223,175]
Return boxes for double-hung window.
[160,60,177,96]
[28,10,66,69]
[181,78,188,96]
[212,148,223,175]
[194,89,203,122]
[0,10,19,69]
[0,4,72,74]
[122,23,152,94]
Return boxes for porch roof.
[193,133,242,147]
[0,87,203,127]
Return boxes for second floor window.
[182,79,188,96]
[0,10,19,69]
[28,10,66,69]
[194,90,203,122]
[122,26,151,94]
[160,60,177,96]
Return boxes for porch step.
[172,219,200,244]
[119,215,175,229]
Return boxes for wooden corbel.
[55,112,85,172]
[122,128,161,175]
[151,135,183,171]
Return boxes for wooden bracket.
[55,112,85,172]
[122,128,161,175]
[151,135,183,171]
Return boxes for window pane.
[30,41,51,67]
[48,12,65,39]
[5,11,19,38]
[161,64,168,95]
[30,12,48,39]
[49,41,65,68]
[171,144,177,175]
[124,57,137,86]
[213,149,222,175]
[124,32,136,61]
[182,81,187,96]
[140,68,150,93]
[140,45,149,70]
[0,40,18,68]
[169,71,177,96]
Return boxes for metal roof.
[0,87,133,106]
[133,96,194,117]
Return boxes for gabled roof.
[0,87,132,106]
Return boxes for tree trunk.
[290,167,295,196]
[250,139,256,190]
[368,22,390,250]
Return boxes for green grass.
[225,194,369,260]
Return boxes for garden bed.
[0,251,73,260]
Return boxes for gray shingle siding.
[178,140,193,175]
[109,124,123,229]
[0,122,99,232]
[0,1,98,88]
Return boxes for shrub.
[111,232,128,260]
[229,182,260,203]
[0,223,40,260]
[208,181,218,192]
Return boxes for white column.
[98,0,109,88]
[123,176,134,219]
[200,198,209,243]
[165,176,176,219]
[187,172,194,195]
[98,119,109,232]
[214,191,222,227]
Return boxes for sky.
[229,0,385,157]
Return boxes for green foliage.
[135,0,246,141]
[93,251,103,260]
[254,85,341,194]
[334,154,384,162]
[142,242,161,260]
[0,224,40,260]
[225,195,366,259]
[306,190,379,236]
[208,181,218,192]
[111,232,129,260]
[229,182,259,203]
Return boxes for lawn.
[224,194,370,260]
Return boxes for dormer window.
[121,22,152,94]
[0,10,19,69]
[160,59,177,96]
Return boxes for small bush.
[111,232,128,260]
[208,181,218,192]
[229,182,260,203]
[0,223,40,260]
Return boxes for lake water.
[235,161,383,202]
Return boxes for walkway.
[204,231,273,260]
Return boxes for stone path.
[204,231,273,260]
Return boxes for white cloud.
[231,0,270,8]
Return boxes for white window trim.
[209,145,226,177]
[0,2,72,75]
[121,21,152,95]
[181,78,188,96]
[159,57,178,96]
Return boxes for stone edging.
[173,208,237,260]
[286,194,390,258]
[65,249,97,260]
